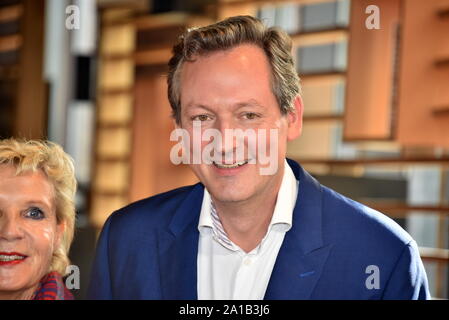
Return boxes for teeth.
[0,255,25,262]
[214,160,248,169]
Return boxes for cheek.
[27,223,57,263]
[255,122,288,154]
[273,121,289,151]
[188,164,205,179]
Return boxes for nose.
[0,213,24,242]
[214,117,238,157]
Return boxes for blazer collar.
[168,183,204,236]
[286,158,324,254]
[264,159,333,299]
[157,183,204,299]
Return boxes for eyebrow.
[24,200,53,210]
[235,99,266,110]
[183,102,215,113]
[184,99,266,112]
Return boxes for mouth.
[213,160,248,169]
[0,252,28,266]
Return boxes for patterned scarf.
[33,271,74,300]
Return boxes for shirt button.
[243,257,252,266]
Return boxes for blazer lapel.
[264,239,333,300]
[157,184,204,299]
[264,160,334,299]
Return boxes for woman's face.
[0,164,64,299]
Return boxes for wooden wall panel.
[97,93,133,124]
[397,0,449,147]
[94,161,129,192]
[90,194,128,228]
[97,127,131,157]
[287,120,337,159]
[15,0,47,139]
[131,71,197,202]
[100,23,135,55]
[216,2,256,20]
[344,0,401,141]
[90,7,136,229]
[302,74,345,116]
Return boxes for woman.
[0,138,76,300]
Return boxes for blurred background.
[0,0,448,299]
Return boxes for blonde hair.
[0,138,77,276]
[167,15,301,124]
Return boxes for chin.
[207,184,255,203]
[0,277,26,291]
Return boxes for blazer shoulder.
[320,185,414,249]
[106,183,202,231]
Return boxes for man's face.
[179,44,302,203]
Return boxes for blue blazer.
[87,160,430,299]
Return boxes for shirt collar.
[198,159,298,233]
[270,160,298,230]
[198,185,213,230]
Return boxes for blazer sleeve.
[87,214,114,300]
[382,240,431,300]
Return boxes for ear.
[286,95,304,141]
[174,116,185,130]
[174,119,180,129]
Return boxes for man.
[88,16,429,299]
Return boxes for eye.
[24,207,45,220]
[191,114,211,122]
[242,112,260,120]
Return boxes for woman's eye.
[191,114,211,122]
[25,207,45,220]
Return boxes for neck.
[212,166,284,253]
[0,285,38,300]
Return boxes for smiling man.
[88,16,429,300]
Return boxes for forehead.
[180,44,275,108]
[0,164,55,201]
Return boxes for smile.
[0,255,26,261]
[213,160,248,169]
[0,252,27,265]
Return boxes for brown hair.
[167,15,301,124]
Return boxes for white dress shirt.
[197,161,298,300]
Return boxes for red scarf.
[33,271,74,300]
